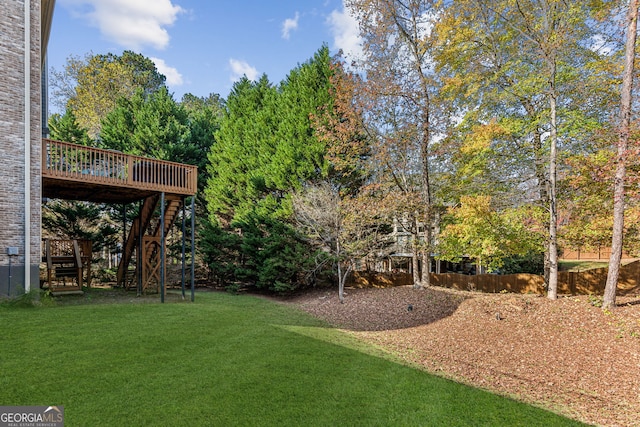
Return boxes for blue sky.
[47,0,362,103]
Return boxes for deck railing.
[42,139,197,195]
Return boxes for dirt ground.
[279,286,640,427]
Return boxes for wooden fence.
[561,247,631,260]
[349,260,640,296]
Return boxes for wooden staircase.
[117,194,159,288]
[117,194,183,293]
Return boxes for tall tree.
[604,0,639,310]
[297,58,374,302]
[203,47,335,291]
[206,47,333,223]
[437,0,599,299]
[180,93,225,194]
[433,2,551,234]
[347,0,446,288]
[270,46,334,191]
[205,75,278,223]
[51,51,166,138]
[100,86,189,160]
[311,56,371,194]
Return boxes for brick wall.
[0,0,42,294]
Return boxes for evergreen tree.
[203,47,334,291]
[100,86,190,161]
[47,109,92,146]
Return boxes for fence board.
[349,261,640,295]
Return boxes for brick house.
[0,0,55,295]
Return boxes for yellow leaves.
[443,195,496,248]
[441,76,465,98]
[451,195,493,221]
[460,121,507,156]
[452,120,510,187]
[439,195,544,268]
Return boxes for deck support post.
[191,195,195,302]
[122,203,126,271]
[160,192,165,303]
[137,199,143,296]
[181,197,186,300]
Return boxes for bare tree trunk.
[547,84,559,300]
[420,95,432,288]
[604,0,638,311]
[337,260,344,304]
[433,211,441,274]
[546,12,559,299]
[412,219,422,289]
[420,217,431,287]
[421,251,430,282]
[411,252,421,288]
[336,236,345,303]
[420,191,432,287]
[338,261,352,304]
[533,128,551,289]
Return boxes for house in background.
[0,0,55,295]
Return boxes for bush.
[499,251,544,275]
[201,214,317,293]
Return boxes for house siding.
[0,0,42,295]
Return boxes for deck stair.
[117,194,159,288]
[117,194,183,293]
[41,139,197,300]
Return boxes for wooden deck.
[42,139,197,203]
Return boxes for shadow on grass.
[46,286,194,306]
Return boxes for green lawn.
[558,258,636,271]
[0,290,586,426]
[559,260,609,272]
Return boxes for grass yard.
[558,260,609,272]
[0,290,586,426]
[558,258,637,271]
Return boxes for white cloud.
[229,59,259,83]
[327,2,363,62]
[150,57,183,86]
[61,0,183,50]
[282,12,300,40]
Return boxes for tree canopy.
[51,50,166,138]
